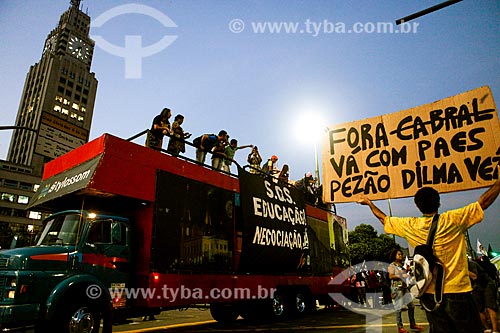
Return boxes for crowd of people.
[346,248,500,333]
[145,108,324,204]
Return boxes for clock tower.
[7,0,98,176]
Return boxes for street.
[112,301,431,333]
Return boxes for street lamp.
[293,112,324,185]
[314,141,320,186]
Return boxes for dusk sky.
[1,1,499,250]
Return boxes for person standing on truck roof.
[222,139,253,173]
[167,114,191,156]
[357,171,500,333]
[247,146,262,174]
[211,139,227,170]
[146,107,172,149]
[194,130,228,165]
[262,155,279,176]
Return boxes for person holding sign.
[357,172,500,333]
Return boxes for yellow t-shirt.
[384,202,484,294]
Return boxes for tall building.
[1,0,98,249]
[7,0,98,176]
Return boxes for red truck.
[0,134,350,332]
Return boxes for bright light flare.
[293,110,326,146]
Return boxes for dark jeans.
[422,292,482,333]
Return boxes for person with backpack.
[357,174,500,333]
[193,130,228,165]
[388,249,423,332]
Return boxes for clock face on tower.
[68,35,91,63]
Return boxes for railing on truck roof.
[125,129,336,214]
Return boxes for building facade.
[0,161,42,249]
[7,0,97,175]
[1,0,98,248]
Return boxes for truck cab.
[0,210,130,332]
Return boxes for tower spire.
[70,0,81,9]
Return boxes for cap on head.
[271,155,278,161]
[306,172,312,177]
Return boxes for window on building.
[77,115,84,122]
[1,193,15,202]
[55,95,63,103]
[81,106,86,113]
[54,105,62,113]
[29,211,42,220]
[70,112,77,119]
[3,179,18,188]
[62,108,69,115]
[59,77,66,84]
[72,103,79,110]
[33,184,40,192]
[12,209,27,218]
[63,98,70,105]
[19,182,32,190]
[17,196,29,204]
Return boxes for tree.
[348,224,398,264]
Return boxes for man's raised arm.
[478,171,500,210]
[357,195,387,225]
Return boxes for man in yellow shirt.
[357,174,500,333]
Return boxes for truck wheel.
[209,303,239,323]
[68,306,100,333]
[292,292,307,315]
[270,291,286,319]
[289,290,314,316]
[52,301,102,333]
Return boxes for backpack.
[192,136,202,148]
[409,214,444,312]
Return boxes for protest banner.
[323,86,500,203]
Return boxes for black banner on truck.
[237,170,310,274]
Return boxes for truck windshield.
[37,213,82,246]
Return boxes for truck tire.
[209,303,239,323]
[68,305,101,333]
[52,299,104,333]
[240,291,287,322]
[270,291,286,318]
[288,290,313,316]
